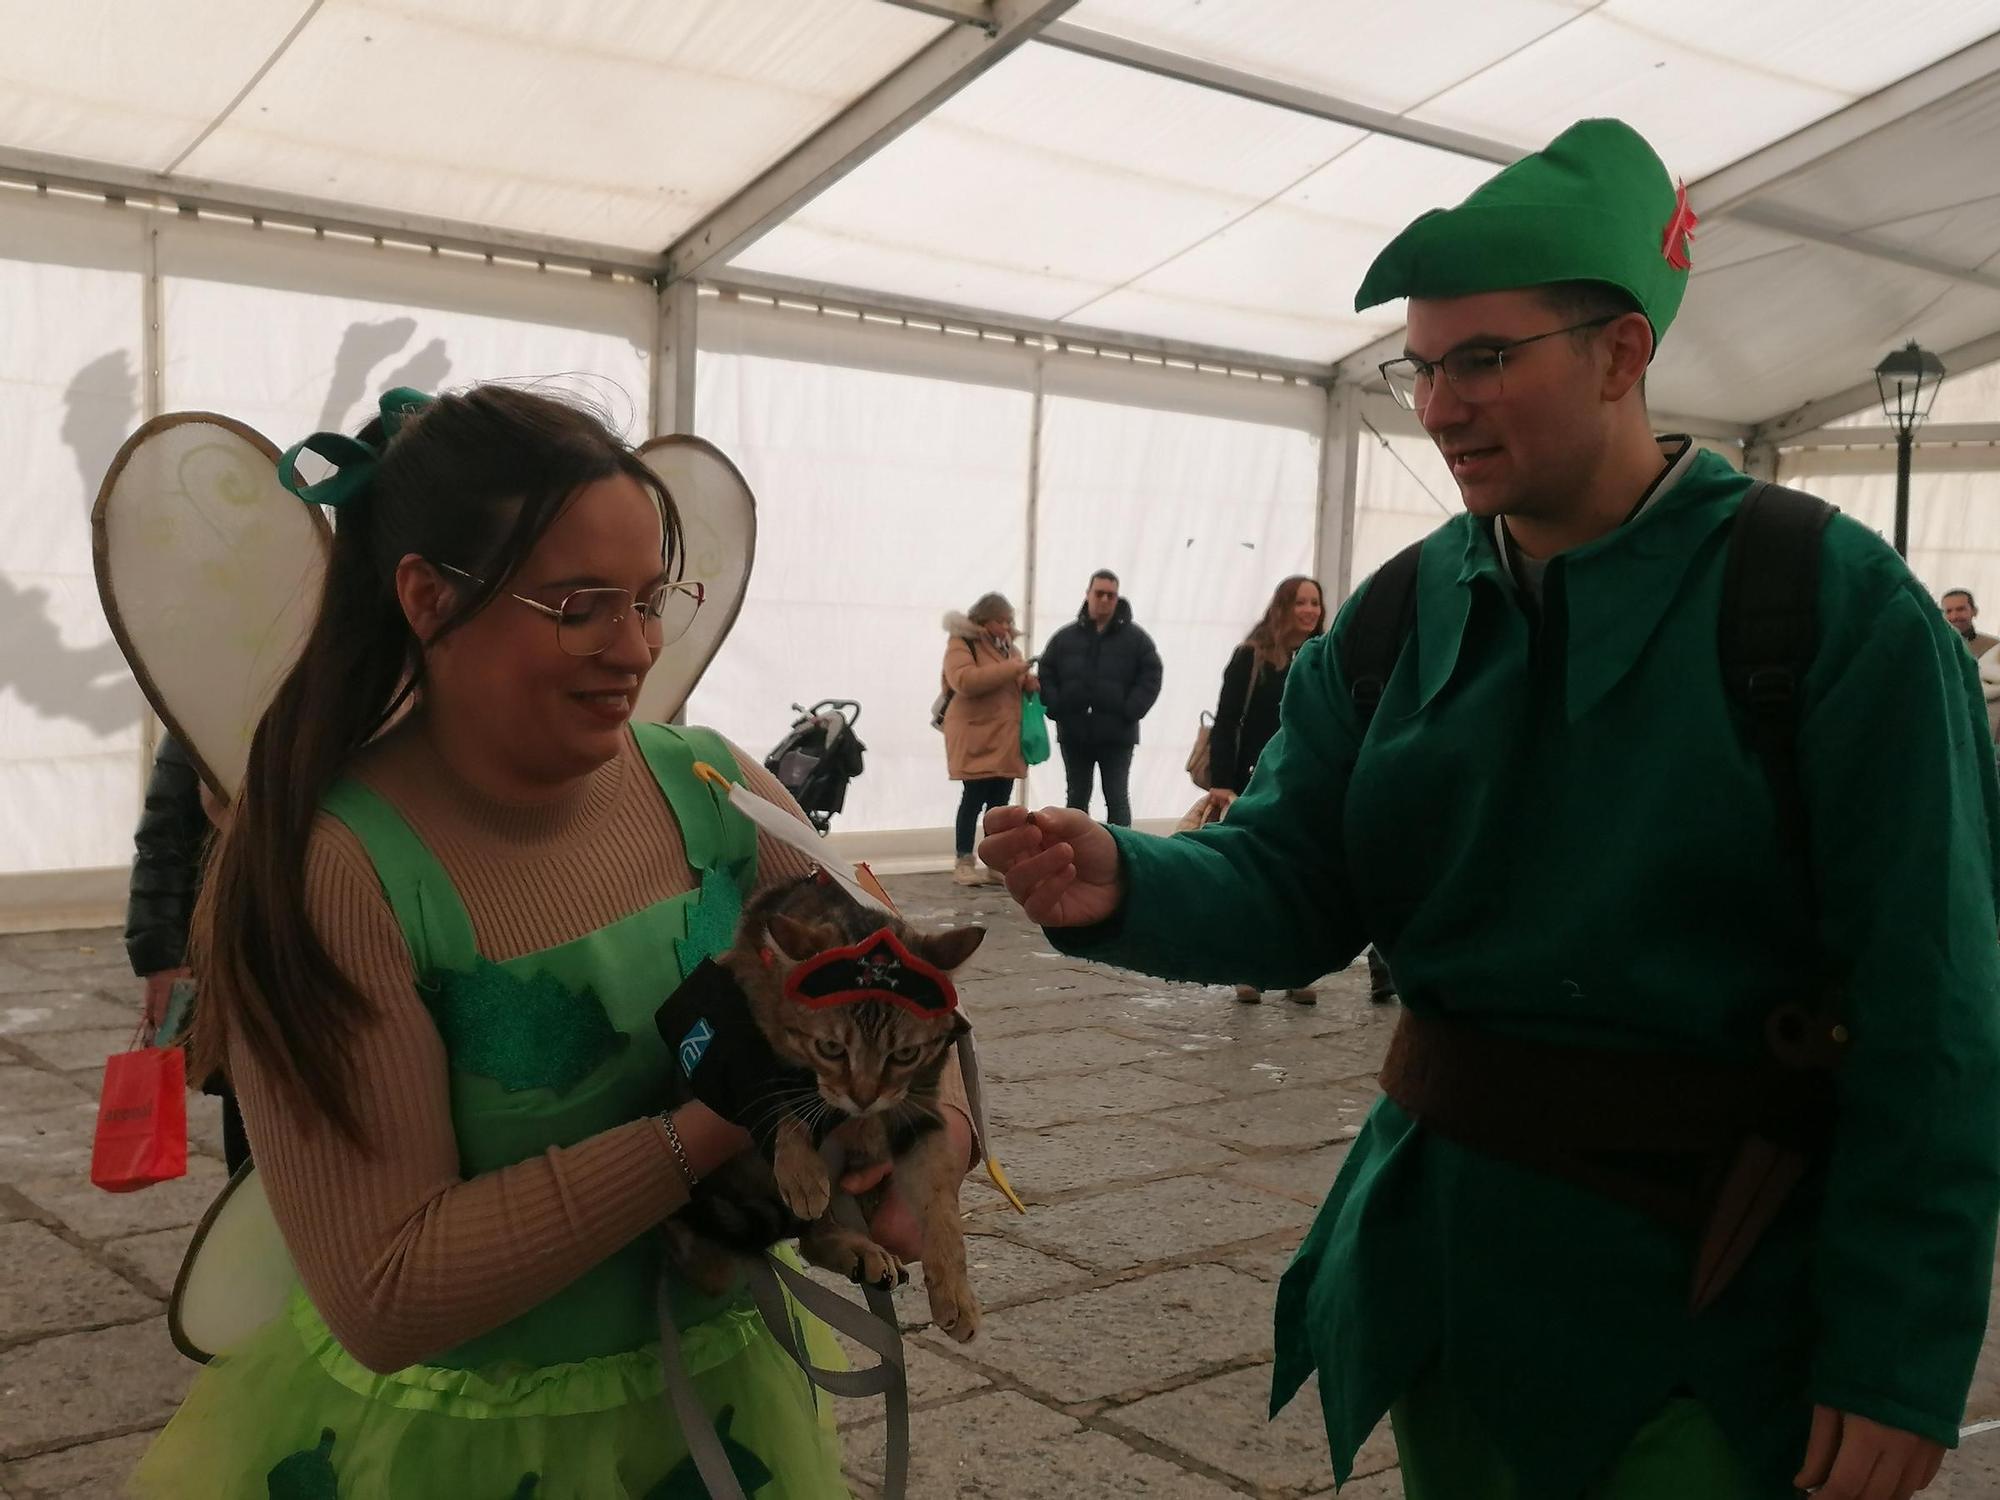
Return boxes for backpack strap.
[1718,480,1836,855]
[1339,538,1425,726]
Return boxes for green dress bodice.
[322,723,755,1371]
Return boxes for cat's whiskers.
[797,1096,840,1134]
[896,1085,939,1120]
[741,1082,822,1142]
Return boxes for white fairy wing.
[93,414,328,798]
[168,1165,298,1362]
[92,420,760,793]
[634,435,756,727]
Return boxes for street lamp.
[1873,340,1947,558]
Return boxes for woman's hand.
[140,967,191,1031]
[1022,672,1041,694]
[1207,788,1238,817]
[655,960,819,1151]
[839,1106,975,1261]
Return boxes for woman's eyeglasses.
[438,564,705,657]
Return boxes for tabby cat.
[664,874,987,1341]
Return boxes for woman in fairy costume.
[130,385,975,1498]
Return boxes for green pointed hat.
[1354,118,1697,345]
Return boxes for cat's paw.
[800,1224,908,1290]
[843,1240,907,1292]
[926,1269,981,1342]
[774,1152,832,1221]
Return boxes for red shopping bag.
[90,1034,188,1192]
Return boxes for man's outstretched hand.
[1795,1405,1945,1500]
[977,806,1125,928]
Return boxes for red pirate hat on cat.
[783,929,959,1018]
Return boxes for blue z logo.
[678,1018,716,1076]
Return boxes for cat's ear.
[917,925,986,973]
[767,913,837,963]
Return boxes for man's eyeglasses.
[1378,316,1620,412]
[438,564,705,657]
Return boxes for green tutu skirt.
[131,1285,850,1499]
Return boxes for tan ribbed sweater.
[231,720,968,1374]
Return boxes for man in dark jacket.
[1036,570,1163,827]
[126,733,250,1173]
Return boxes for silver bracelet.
[659,1112,700,1190]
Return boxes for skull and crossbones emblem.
[856,950,903,991]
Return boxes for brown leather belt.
[1379,1004,1843,1311]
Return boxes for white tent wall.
[4,170,1994,915]
[687,297,1038,840]
[1351,424,1454,588]
[1778,360,2000,603]
[0,192,149,905]
[1776,459,2000,611]
[0,193,1334,916]
[155,217,656,447]
[1026,375,1320,823]
[0,191,658,925]
[688,294,1327,837]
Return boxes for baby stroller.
[764,699,867,835]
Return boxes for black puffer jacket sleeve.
[125,735,209,976]
[1125,627,1164,725]
[1035,627,1071,720]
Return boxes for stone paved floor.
[3,872,1999,1497]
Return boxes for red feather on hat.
[1663,179,1698,271]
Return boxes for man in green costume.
[981,118,2000,1500]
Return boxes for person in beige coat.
[941,592,1037,884]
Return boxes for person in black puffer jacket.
[126,733,251,1173]
[1036,569,1163,827]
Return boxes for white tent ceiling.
[4,0,1999,434]
[1,1,951,252]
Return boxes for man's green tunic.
[1057,447,2000,1493]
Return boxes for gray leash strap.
[657,1274,753,1500]
[952,1031,995,1167]
[657,1196,912,1500]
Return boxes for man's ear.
[1600,312,1654,404]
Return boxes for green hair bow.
[277,387,434,509]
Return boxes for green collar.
[1411,441,1746,722]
